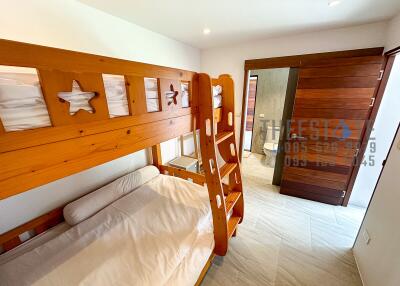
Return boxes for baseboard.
[353,250,366,286]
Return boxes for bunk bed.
[0,39,244,285]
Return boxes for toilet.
[263,126,280,166]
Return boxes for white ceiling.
[79,0,400,49]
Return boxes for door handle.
[290,133,306,140]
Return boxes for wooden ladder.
[198,74,244,256]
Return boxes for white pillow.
[63,165,160,226]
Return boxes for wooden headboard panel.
[0,39,200,199]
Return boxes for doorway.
[240,48,392,206]
[348,52,400,210]
[242,68,297,183]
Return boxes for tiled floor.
[202,153,366,286]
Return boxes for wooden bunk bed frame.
[0,39,244,284]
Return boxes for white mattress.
[0,174,214,286]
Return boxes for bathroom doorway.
[241,68,298,183]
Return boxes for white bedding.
[0,223,71,265]
[213,85,222,108]
[0,175,214,286]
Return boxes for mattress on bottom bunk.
[0,174,214,286]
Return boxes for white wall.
[353,126,400,286]
[201,22,387,140]
[0,0,200,234]
[349,55,400,207]
[0,1,200,71]
[385,13,400,51]
[353,14,400,284]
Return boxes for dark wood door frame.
[239,47,387,206]
[344,48,400,205]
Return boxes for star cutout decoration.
[58,80,96,115]
[165,83,178,106]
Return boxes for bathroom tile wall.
[250,68,289,154]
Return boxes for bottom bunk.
[0,166,214,286]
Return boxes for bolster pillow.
[63,165,160,226]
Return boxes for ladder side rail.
[199,73,229,256]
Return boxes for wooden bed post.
[0,120,4,134]
[152,144,162,168]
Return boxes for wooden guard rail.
[0,208,64,252]
[159,165,206,186]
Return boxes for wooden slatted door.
[280,55,384,205]
[246,76,257,132]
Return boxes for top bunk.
[0,39,223,200]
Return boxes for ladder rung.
[219,163,237,179]
[227,215,241,239]
[215,131,233,144]
[225,191,241,213]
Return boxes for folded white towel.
[213,85,222,97]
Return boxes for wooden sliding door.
[280,55,384,205]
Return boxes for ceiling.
[79,0,400,49]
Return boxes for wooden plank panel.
[282,172,346,190]
[0,108,194,153]
[294,98,371,109]
[285,160,352,175]
[245,48,383,70]
[292,108,369,119]
[297,76,378,89]
[159,78,182,112]
[0,39,196,81]
[281,53,383,205]
[39,70,110,126]
[281,180,344,198]
[283,166,348,183]
[125,75,147,115]
[284,141,357,157]
[0,115,192,199]
[246,77,257,131]
[285,152,354,166]
[290,118,365,130]
[280,186,343,205]
[302,55,383,68]
[289,126,363,140]
[299,64,382,78]
[295,88,375,99]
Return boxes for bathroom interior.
[243,68,298,184]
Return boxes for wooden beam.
[0,208,64,246]
[244,47,384,70]
[0,119,4,134]
[152,144,162,168]
[159,165,205,186]
[125,75,148,115]
[0,108,194,153]
[0,115,192,199]
[0,39,195,81]
[194,253,215,286]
